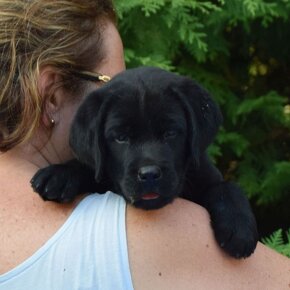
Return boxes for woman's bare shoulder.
[126,198,290,290]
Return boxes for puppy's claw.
[31,160,97,203]
[31,164,76,202]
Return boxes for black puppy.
[31,67,258,258]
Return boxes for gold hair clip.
[71,70,111,83]
[97,75,111,82]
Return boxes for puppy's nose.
[138,165,162,182]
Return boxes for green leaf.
[234,91,287,125]
[259,162,290,203]
[262,229,290,257]
[216,128,250,157]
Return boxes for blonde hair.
[0,0,116,151]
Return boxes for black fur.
[31,67,258,258]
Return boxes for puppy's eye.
[163,130,177,139]
[115,134,130,144]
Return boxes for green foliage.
[234,91,287,125]
[115,0,290,236]
[262,229,290,257]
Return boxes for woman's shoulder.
[126,198,290,290]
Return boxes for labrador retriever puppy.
[31,67,258,258]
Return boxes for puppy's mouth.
[132,193,175,210]
[120,172,180,209]
[141,192,160,200]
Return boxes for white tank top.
[0,192,134,290]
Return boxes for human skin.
[127,199,290,290]
[0,20,289,289]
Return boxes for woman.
[0,0,289,289]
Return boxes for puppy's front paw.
[211,211,258,258]
[30,164,80,202]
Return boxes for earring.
[51,118,55,126]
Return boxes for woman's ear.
[38,65,65,127]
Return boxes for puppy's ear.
[69,90,110,182]
[173,77,223,158]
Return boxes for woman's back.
[127,197,290,290]
[0,184,133,289]
[1,152,289,289]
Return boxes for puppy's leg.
[183,154,258,258]
[200,181,258,258]
[31,159,101,202]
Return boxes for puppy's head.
[70,67,222,210]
